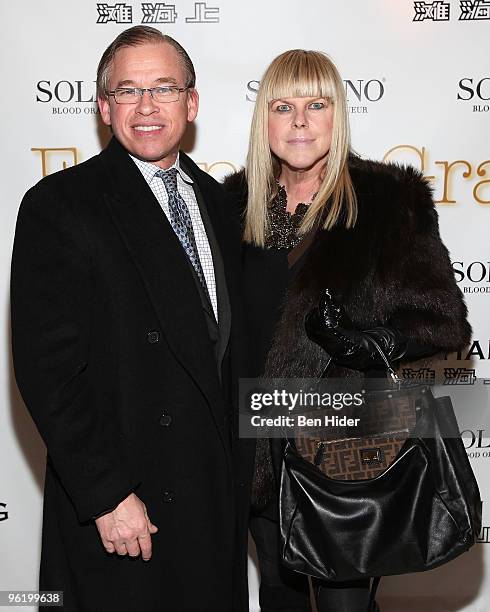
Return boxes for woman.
[224,50,471,611]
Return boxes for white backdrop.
[1,1,489,610]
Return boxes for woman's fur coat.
[224,156,471,379]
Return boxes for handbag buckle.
[360,447,384,465]
[387,366,401,386]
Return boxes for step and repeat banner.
[1,1,489,610]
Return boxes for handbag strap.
[319,356,333,379]
[319,335,401,386]
[368,577,381,611]
[367,336,401,384]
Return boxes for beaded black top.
[265,184,310,250]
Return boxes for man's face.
[98,42,198,169]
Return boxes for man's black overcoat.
[11,138,254,611]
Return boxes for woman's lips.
[287,138,314,144]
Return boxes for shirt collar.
[129,152,193,186]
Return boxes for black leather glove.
[304,290,410,371]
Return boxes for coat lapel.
[99,139,231,461]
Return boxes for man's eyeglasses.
[108,86,188,104]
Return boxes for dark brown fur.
[224,156,471,380]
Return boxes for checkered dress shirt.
[130,153,218,320]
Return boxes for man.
[11,26,253,611]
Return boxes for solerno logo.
[461,430,490,463]
[0,502,8,522]
[344,79,385,101]
[457,77,490,113]
[454,340,490,361]
[461,429,490,450]
[246,78,385,114]
[36,80,99,116]
[453,261,490,294]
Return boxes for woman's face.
[268,95,333,175]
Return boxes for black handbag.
[279,348,482,583]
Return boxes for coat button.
[162,490,175,503]
[160,413,172,427]
[147,330,160,344]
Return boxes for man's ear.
[186,88,199,122]
[98,96,111,126]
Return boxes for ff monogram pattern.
[295,391,419,481]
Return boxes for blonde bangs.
[264,50,338,104]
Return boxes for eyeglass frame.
[108,86,189,104]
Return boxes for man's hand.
[95,493,158,561]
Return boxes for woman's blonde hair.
[244,49,357,246]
